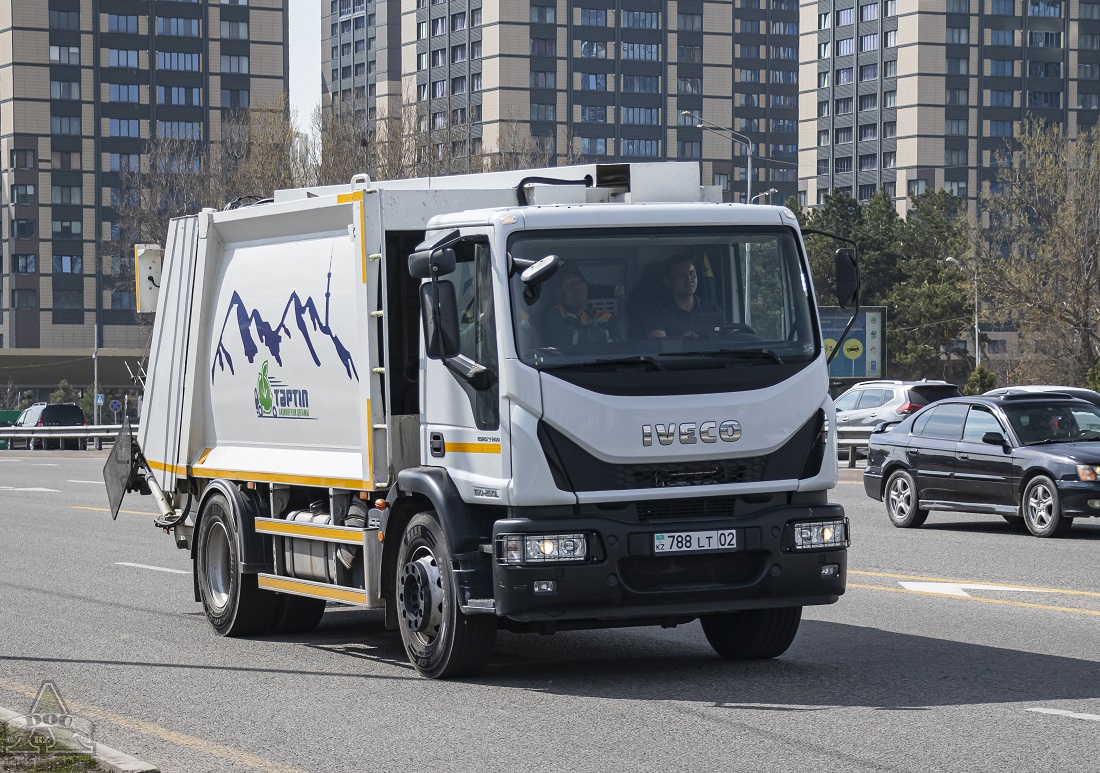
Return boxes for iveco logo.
[642,421,741,447]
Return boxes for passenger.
[643,255,724,338]
[542,267,616,347]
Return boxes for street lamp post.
[751,188,778,204]
[683,111,754,203]
[946,256,980,368]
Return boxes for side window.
[856,388,885,409]
[962,405,1004,442]
[921,403,968,440]
[453,242,499,429]
[834,390,860,412]
[911,407,934,435]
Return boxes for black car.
[15,402,87,450]
[863,394,1100,537]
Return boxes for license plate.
[653,530,737,554]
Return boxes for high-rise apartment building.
[800,0,1100,212]
[0,0,288,366]
[323,0,800,205]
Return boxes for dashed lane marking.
[115,562,189,575]
[68,480,105,484]
[850,570,1100,599]
[1027,708,1100,723]
[72,505,158,516]
[848,582,1100,618]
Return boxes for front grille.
[635,496,738,520]
[619,553,765,591]
[610,456,767,490]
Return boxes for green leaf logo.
[257,361,274,414]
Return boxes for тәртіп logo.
[254,360,312,419]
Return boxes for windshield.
[1004,403,1100,444]
[508,227,817,370]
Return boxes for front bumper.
[1054,480,1100,518]
[490,503,847,623]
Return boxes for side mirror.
[981,431,1008,446]
[871,422,888,434]
[835,248,860,310]
[419,281,460,359]
[408,247,456,279]
[511,253,561,285]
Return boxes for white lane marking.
[0,486,61,493]
[115,562,190,575]
[898,581,1050,598]
[1028,708,1100,723]
[31,463,59,467]
[67,480,105,484]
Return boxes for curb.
[0,706,160,773]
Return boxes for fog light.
[821,564,839,578]
[791,519,849,550]
[497,534,589,564]
[533,580,556,593]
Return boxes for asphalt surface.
[1,452,1099,772]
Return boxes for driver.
[542,266,616,346]
[643,255,725,338]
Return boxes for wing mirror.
[835,248,860,310]
[981,431,1007,446]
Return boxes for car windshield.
[1003,403,1100,445]
[508,227,817,371]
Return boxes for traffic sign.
[843,339,864,360]
[96,393,105,406]
[108,399,123,414]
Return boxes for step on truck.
[104,162,860,678]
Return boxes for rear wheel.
[396,512,495,678]
[885,470,928,528]
[701,607,802,659]
[1001,514,1025,527]
[195,492,279,635]
[1022,476,1073,537]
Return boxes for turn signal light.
[497,534,589,564]
[1077,465,1100,481]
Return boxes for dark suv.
[15,403,87,450]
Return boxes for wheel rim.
[1026,483,1055,529]
[204,519,232,611]
[399,546,445,645]
[888,476,912,519]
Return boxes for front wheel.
[396,512,495,678]
[1022,476,1073,537]
[701,607,802,659]
[885,470,928,528]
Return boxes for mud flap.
[102,417,145,520]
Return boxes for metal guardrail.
[836,425,876,468]
[0,424,138,450]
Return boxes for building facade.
[323,0,801,204]
[0,0,288,360]
[800,0,1100,212]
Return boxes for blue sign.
[108,399,123,414]
[819,307,885,379]
[96,393,105,406]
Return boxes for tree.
[799,191,864,307]
[964,365,999,395]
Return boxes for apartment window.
[451,44,466,63]
[678,77,701,94]
[741,44,761,59]
[531,5,555,23]
[857,184,877,202]
[818,71,831,88]
[818,100,830,117]
[579,8,606,25]
[1084,2,1100,18]
[158,121,201,139]
[107,14,137,33]
[740,94,760,108]
[885,30,897,47]
[50,78,81,100]
[773,94,796,108]
[859,123,878,140]
[988,120,1013,137]
[50,45,80,65]
[989,29,1013,46]
[531,103,555,121]
[580,73,606,90]
[738,118,759,132]
[991,0,1014,13]
[622,10,659,28]
[679,109,702,126]
[817,158,830,174]
[50,10,80,29]
[15,255,36,273]
[471,73,482,92]
[818,130,830,146]
[884,90,896,108]
[677,141,702,159]
[859,93,878,111]
[531,70,556,89]
[883,151,896,168]
[579,138,607,156]
[743,19,761,32]
[946,118,969,135]
[678,13,703,31]
[837,38,855,56]
[1080,63,1100,80]
[221,21,248,40]
[12,289,37,308]
[948,0,970,9]
[860,63,878,81]
[948,57,970,75]
[53,255,83,274]
[835,157,853,173]
[447,76,464,95]
[860,3,878,21]
[51,151,79,169]
[858,154,878,173]
[430,17,446,36]
[818,42,832,58]
[1029,0,1062,15]
[883,121,896,137]
[837,7,855,25]
[944,88,967,105]
[51,116,81,135]
[110,153,140,172]
[623,43,660,61]
[219,54,249,74]
[10,184,35,205]
[836,67,854,84]
[908,179,928,196]
[1030,31,1062,47]
[623,107,659,125]
[947,27,969,44]
[430,48,446,67]
[679,45,702,63]
[884,60,897,77]
[417,52,428,70]
[108,49,139,68]
[945,148,968,167]
[835,126,853,144]
[531,37,556,56]
[580,41,607,58]
[52,220,82,239]
[222,89,249,108]
[885,0,897,14]
[860,33,879,51]
[835,97,853,114]
[111,291,136,310]
[819,12,831,28]
[623,75,659,92]
[157,52,202,71]
[471,40,482,59]
[988,89,1012,106]
[417,21,428,39]
[1080,93,1100,109]
[451,12,466,31]
[1082,34,1100,51]
[622,139,659,157]
[944,181,969,197]
[51,185,81,205]
[110,119,140,137]
[580,105,606,122]
[157,17,200,36]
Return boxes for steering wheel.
[718,322,757,335]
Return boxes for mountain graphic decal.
[211,262,358,383]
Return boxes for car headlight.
[1077,465,1100,481]
[789,519,849,550]
[497,534,589,564]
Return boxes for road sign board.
[108,399,123,414]
[820,307,885,379]
[96,393,105,406]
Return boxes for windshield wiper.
[662,348,785,364]
[540,355,667,372]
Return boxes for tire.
[701,607,802,660]
[272,595,327,635]
[195,492,279,636]
[1022,476,1073,537]
[396,512,496,678]
[885,470,929,528]
[1002,514,1026,527]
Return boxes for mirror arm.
[803,229,860,366]
[443,355,495,391]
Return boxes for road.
[1,453,1098,772]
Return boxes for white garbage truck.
[105,162,860,678]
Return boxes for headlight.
[1077,465,1100,481]
[498,534,588,564]
[790,519,849,550]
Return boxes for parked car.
[834,379,963,428]
[864,393,1100,537]
[984,385,1100,409]
[15,402,87,450]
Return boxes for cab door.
[420,235,510,503]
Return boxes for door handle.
[958,452,969,460]
[908,449,920,455]
[429,432,445,458]
[869,413,878,418]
